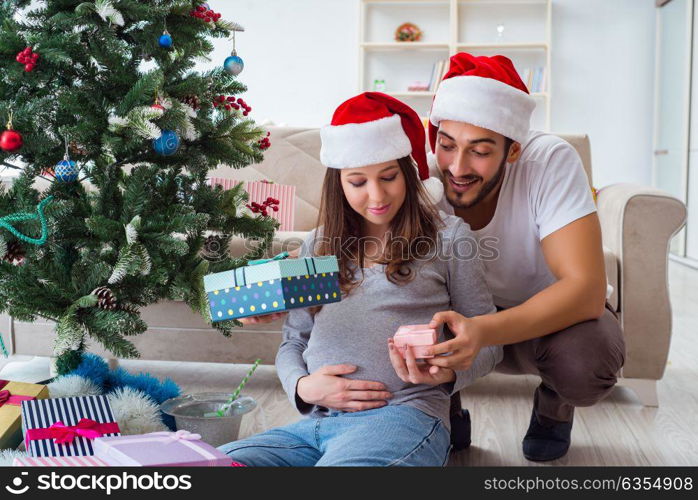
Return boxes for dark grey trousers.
[451,305,626,423]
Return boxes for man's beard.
[443,155,508,210]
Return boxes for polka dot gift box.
[204,252,341,322]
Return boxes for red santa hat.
[321,92,443,203]
[429,53,536,150]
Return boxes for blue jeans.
[218,404,451,466]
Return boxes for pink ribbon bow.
[25,418,121,447]
[154,430,202,442]
[0,388,35,408]
[47,419,111,444]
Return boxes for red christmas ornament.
[0,129,23,152]
[151,97,165,111]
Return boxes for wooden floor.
[2,261,697,465]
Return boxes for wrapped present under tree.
[94,430,232,467]
[0,380,48,450]
[21,395,120,457]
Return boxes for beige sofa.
[1,127,686,406]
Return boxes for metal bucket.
[160,393,257,447]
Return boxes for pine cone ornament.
[182,94,200,110]
[69,141,88,156]
[92,286,117,310]
[2,241,25,265]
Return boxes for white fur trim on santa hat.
[321,115,411,169]
[430,76,536,144]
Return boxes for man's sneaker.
[450,408,471,450]
[522,409,573,461]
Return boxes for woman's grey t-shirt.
[276,213,502,430]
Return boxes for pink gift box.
[208,178,296,231]
[93,430,233,467]
[14,455,108,466]
[393,324,437,359]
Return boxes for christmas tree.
[0,0,277,374]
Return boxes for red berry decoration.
[257,131,272,151]
[211,95,254,116]
[0,129,23,152]
[190,5,222,23]
[246,192,279,215]
[16,47,39,72]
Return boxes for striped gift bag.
[21,395,121,457]
[14,455,108,466]
[208,178,296,231]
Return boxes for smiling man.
[425,53,626,461]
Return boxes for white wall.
[208,0,656,187]
[551,0,656,187]
[208,0,359,128]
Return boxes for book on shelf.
[518,66,546,94]
[428,58,450,92]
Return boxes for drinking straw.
[206,358,261,417]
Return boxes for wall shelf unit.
[358,0,551,129]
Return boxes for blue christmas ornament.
[54,158,79,182]
[158,31,173,48]
[224,52,244,76]
[152,129,180,156]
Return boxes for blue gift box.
[204,253,342,321]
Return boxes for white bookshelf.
[358,0,552,130]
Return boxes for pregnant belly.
[303,347,410,394]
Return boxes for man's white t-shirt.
[436,130,597,308]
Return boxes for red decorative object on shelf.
[395,23,422,42]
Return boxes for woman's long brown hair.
[314,156,442,296]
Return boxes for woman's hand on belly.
[388,338,456,386]
[296,364,393,412]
